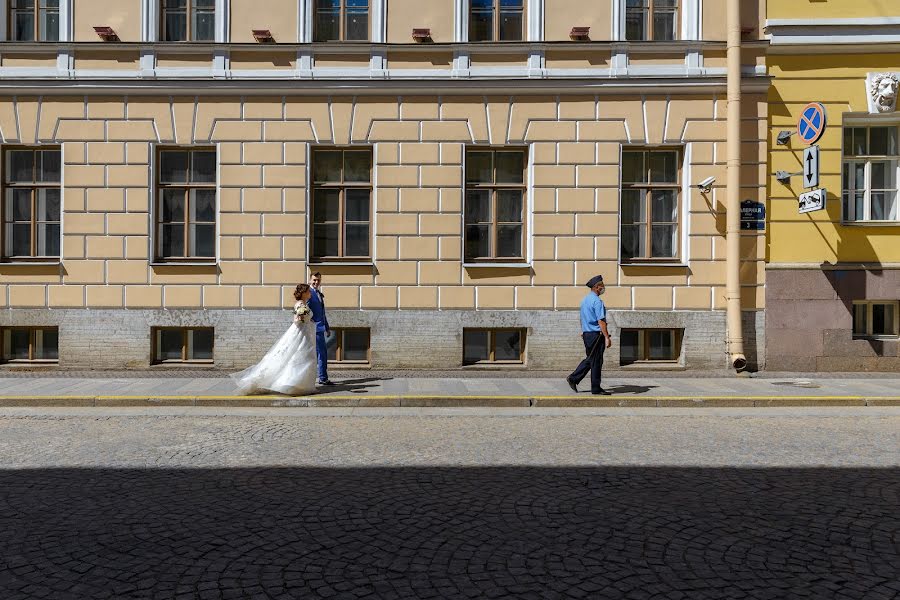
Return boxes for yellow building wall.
[73,0,141,42]
[544,0,611,41]
[767,0,895,19]
[387,0,454,43]
[230,0,298,43]
[768,54,900,265]
[0,94,766,312]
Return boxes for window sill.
[0,260,61,266]
[463,262,531,269]
[150,261,217,267]
[0,361,59,367]
[852,335,899,341]
[461,362,525,368]
[618,362,685,371]
[620,262,688,268]
[309,261,375,267]
[841,220,900,227]
[150,362,216,367]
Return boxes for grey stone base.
[766,267,900,372]
[1,308,764,371]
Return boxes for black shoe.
[566,377,578,392]
[591,388,611,396]
[317,380,336,386]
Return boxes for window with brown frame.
[152,327,214,364]
[156,148,216,262]
[619,328,682,365]
[2,148,61,261]
[161,0,215,42]
[625,0,678,41]
[620,148,680,262]
[465,148,526,262]
[463,328,525,365]
[8,0,59,41]
[1,327,58,364]
[314,0,369,42]
[470,0,524,42]
[311,148,372,261]
[326,328,370,364]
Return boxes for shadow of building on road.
[0,466,897,599]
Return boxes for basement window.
[619,328,682,365]
[463,328,525,365]
[852,301,899,339]
[1,326,58,364]
[327,328,370,364]
[152,327,214,364]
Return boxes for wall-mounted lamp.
[569,26,590,41]
[252,29,274,43]
[776,130,794,145]
[93,26,118,41]
[412,28,432,43]
[696,176,715,194]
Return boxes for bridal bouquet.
[293,303,312,323]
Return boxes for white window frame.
[841,124,900,224]
[852,300,900,339]
[0,0,72,41]
[142,0,229,42]
[613,0,698,41]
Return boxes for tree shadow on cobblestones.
[0,467,898,600]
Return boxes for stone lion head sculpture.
[871,73,899,113]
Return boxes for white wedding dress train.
[231,306,318,396]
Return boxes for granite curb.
[1,395,898,407]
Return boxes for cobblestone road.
[1,409,898,599]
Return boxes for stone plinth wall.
[0,308,763,371]
[766,268,900,372]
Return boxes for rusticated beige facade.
[0,0,768,370]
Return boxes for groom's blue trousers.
[316,330,329,382]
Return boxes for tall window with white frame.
[2,148,60,261]
[625,0,678,41]
[469,0,524,42]
[620,148,680,262]
[161,0,215,42]
[464,148,527,263]
[314,0,369,42]
[842,126,899,222]
[310,148,372,262]
[8,0,59,41]
[156,148,217,262]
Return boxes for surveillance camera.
[696,176,716,193]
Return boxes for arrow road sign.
[799,188,827,214]
[803,145,819,188]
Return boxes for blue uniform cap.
[585,275,604,288]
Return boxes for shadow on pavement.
[317,376,392,394]
[604,384,659,395]
[0,467,897,599]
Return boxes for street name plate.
[798,188,826,214]
[803,145,819,188]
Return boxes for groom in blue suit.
[308,272,333,386]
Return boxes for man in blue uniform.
[308,272,333,386]
[566,275,612,395]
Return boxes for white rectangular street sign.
[799,188,827,214]
[803,145,819,188]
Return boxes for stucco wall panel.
[230,0,297,43]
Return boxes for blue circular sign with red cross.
[797,102,827,145]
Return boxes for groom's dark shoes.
[591,387,611,396]
[566,377,578,392]
[317,379,336,386]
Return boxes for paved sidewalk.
[1,371,899,407]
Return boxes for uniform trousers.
[568,331,605,393]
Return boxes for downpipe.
[726,0,746,372]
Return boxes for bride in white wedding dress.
[232,283,318,396]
